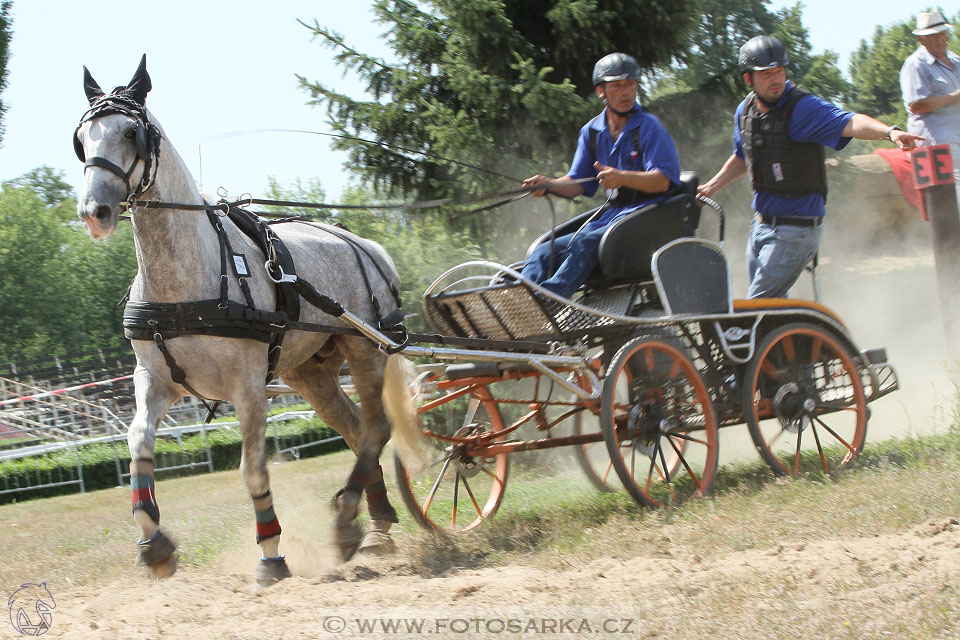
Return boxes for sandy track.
[46,516,960,639]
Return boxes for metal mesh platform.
[424,282,640,342]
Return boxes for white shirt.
[900,45,960,145]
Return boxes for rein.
[123,176,599,218]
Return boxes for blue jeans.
[746,217,823,298]
[521,225,608,298]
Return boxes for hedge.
[0,416,347,504]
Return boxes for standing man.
[521,52,681,298]
[698,35,923,299]
[900,10,960,204]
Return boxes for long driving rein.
[75,92,596,416]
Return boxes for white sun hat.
[913,10,951,36]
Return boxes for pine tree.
[298,0,697,200]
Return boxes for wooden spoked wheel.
[742,322,867,477]
[600,337,719,508]
[394,385,509,532]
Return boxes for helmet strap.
[602,96,636,118]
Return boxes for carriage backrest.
[525,171,700,289]
[652,237,732,316]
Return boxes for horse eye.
[125,129,137,140]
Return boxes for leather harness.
[121,203,405,411]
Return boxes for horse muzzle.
[78,198,119,238]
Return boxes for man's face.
[918,30,950,59]
[744,66,787,104]
[596,79,637,113]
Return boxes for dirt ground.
[42,515,960,639]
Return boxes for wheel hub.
[447,424,485,477]
[772,382,818,433]
[627,400,664,456]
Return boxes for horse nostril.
[95,204,112,221]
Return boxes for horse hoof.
[358,530,396,556]
[138,530,177,579]
[335,523,364,563]
[254,556,292,586]
[147,554,178,580]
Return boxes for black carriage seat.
[525,171,701,289]
[652,238,732,315]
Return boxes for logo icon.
[8,583,56,636]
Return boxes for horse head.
[75,54,159,238]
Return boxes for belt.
[759,214,823,227]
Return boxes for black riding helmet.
[738,35,789,74]
[592,52,640,86]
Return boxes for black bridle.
[74,92,161,208]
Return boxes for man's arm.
[696,154,747,200]
[842,114,925,149]
[907,89,960,115]
[522,174,586,199]
[592,163,670,193]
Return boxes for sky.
[0,0,936,202]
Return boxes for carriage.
[74,57,899,579]
[352,171,900,533]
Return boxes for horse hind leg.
[358,464,399,556]
[330,337,407,561]
[284,351,399,557]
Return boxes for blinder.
[73,92,159,205]
[73,120,148,163]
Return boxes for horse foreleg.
[127,365,178,579]
[237,391,292,585]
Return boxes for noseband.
[74,92,161,208]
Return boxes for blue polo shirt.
[733,81,854,218]
[567,103,681,228]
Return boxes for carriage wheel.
[742,322,867,477]
[600,337,719,508]
[572,411,617,493]
[394,385,509,533]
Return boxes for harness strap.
[151,328,218,416]
[284,221,403,314]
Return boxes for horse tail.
[382,353,426,473]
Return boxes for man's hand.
[594,162,625,189]
[891,129,925,151]
[695,183,717,207]
[522,174,553,197]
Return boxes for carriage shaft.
[467,431,604,456]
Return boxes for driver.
[521,52,681,298]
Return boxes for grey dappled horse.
[74,56,420,583]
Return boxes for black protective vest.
[739,86,828,200]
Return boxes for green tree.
[299,0,697,200]
[0,2,11,146]
[651,0,848,102]
[0,168,137,362]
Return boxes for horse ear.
[125,54,152,106]
[83,66,104,106]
